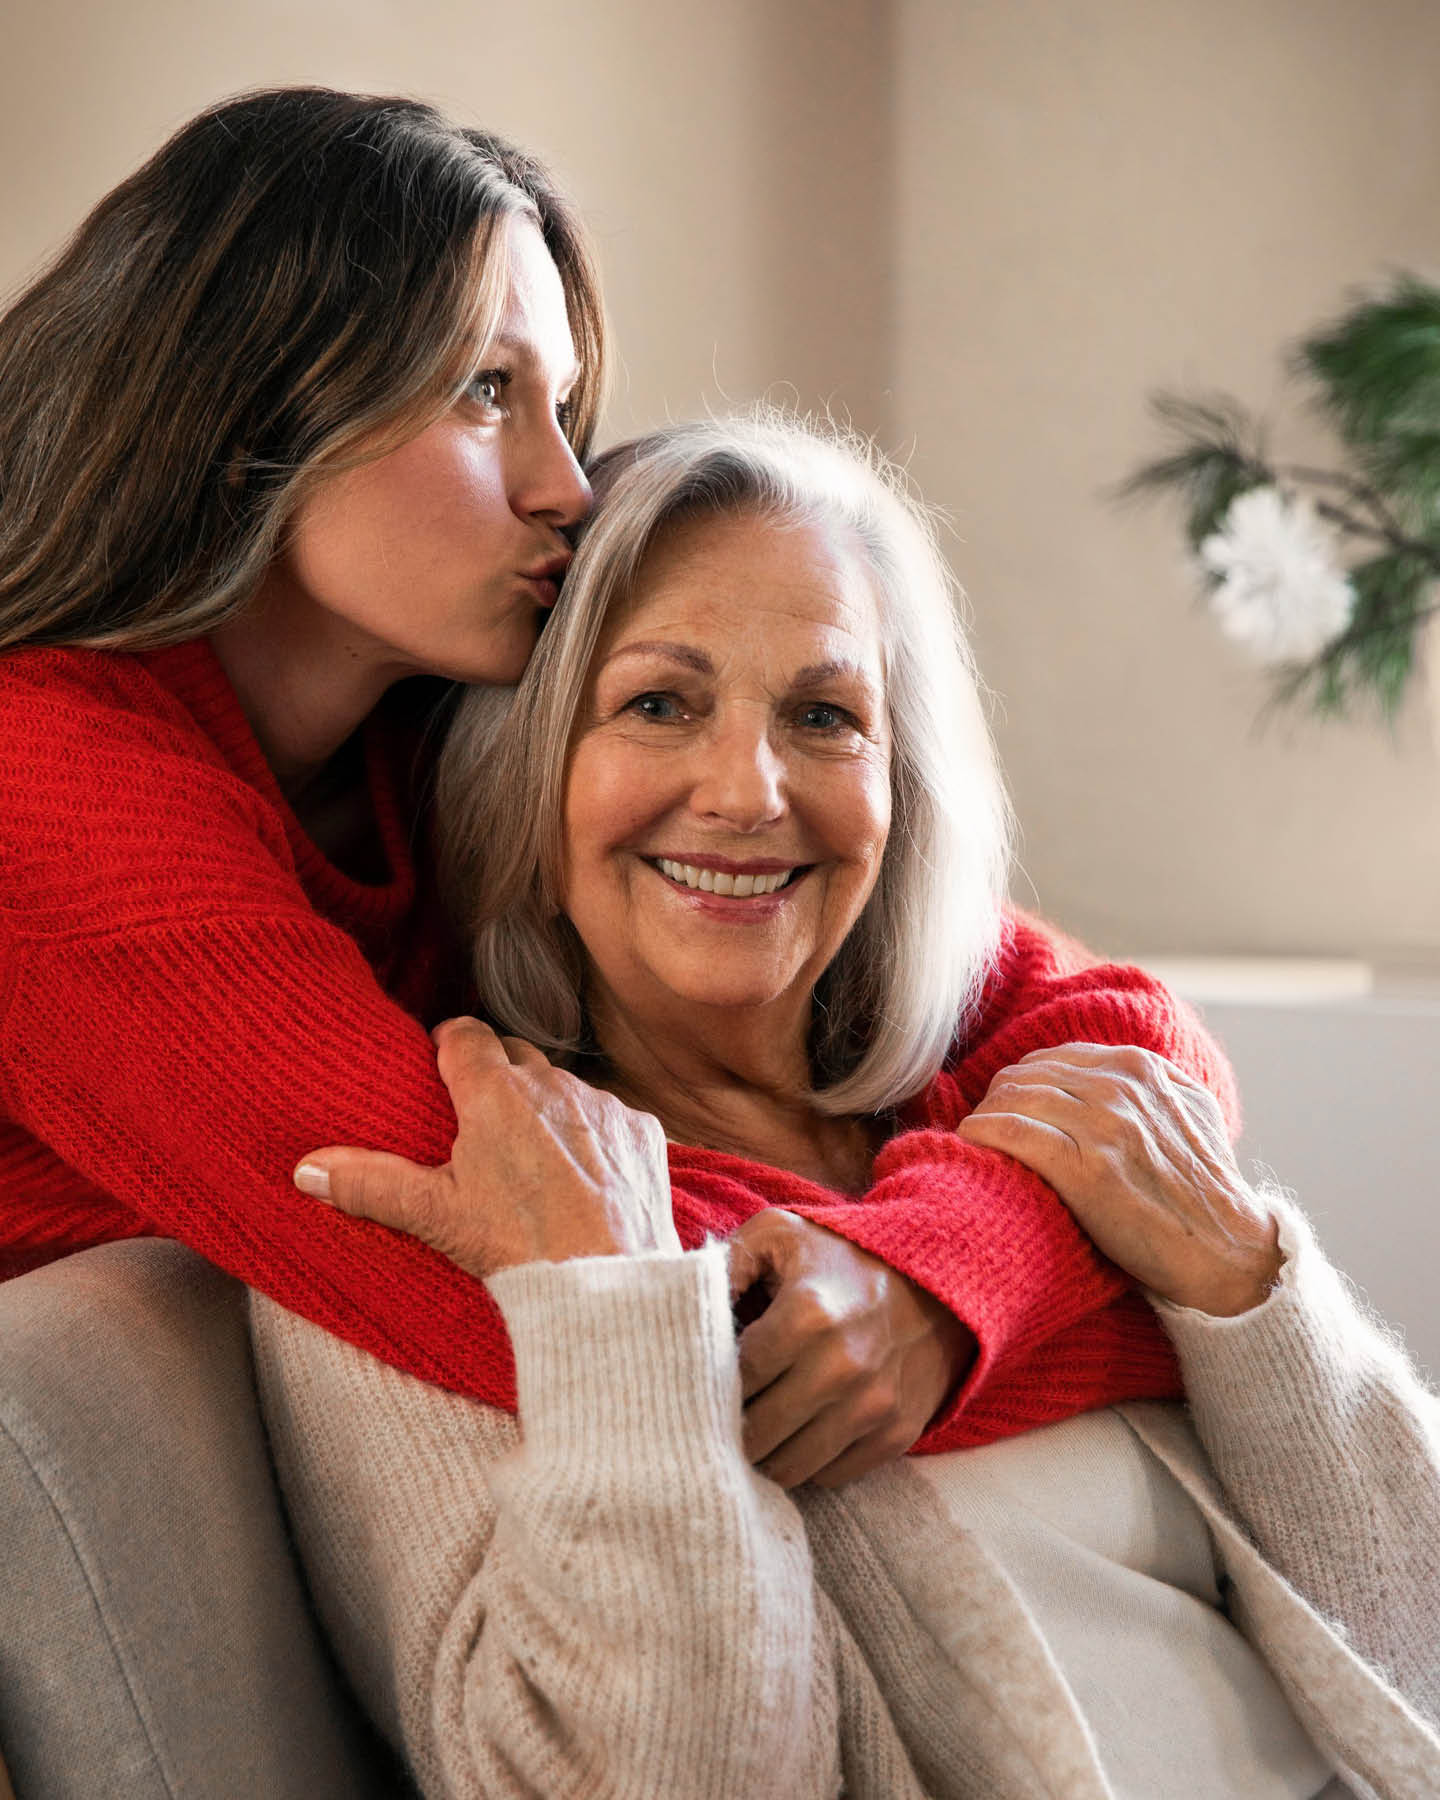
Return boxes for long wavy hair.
[0,86,605,651]
[437,414,1013,1115]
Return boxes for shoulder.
[0,644,235,766]
[0,645,299,927]
[947,908,1238,1122]
[979,907,1175,1014]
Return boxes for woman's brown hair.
[0,86,606,651]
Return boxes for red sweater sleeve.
[0,652,519,1403]
[783,913,1234,1449]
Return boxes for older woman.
[253,417,1440,1798]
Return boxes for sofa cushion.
[0,1238,404,1798]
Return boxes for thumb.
[294,1146,447,1244]
[728,1232,764,1303]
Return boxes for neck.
[588,990,875,1193]
[209,572,404,795]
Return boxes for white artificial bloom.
[1198,485,1355,665]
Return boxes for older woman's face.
[561,509,892,1030]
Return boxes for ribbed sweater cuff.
[486,1239,739,1462]
[1149,1196,1371,1405]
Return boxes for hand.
[294,1018,677,1276]
[728,1209,976,1489]
[956,1043,1282,1316]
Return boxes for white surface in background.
[1139,957,1375,1006]
[1132,957,1438,1386]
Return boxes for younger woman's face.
[561,509,893,1038]
[267,217,591,685]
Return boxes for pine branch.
[1117,393,1272,549]
[1122,286,1440,722]
[1272,549,1437,720]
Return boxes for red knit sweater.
[0,642,1232,1448]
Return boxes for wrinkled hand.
[728,1209,975,1489]
[956,1043,1282,1316]
[294,1018,677,1275]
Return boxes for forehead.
[606,508,886,668]
[491,215,579,381]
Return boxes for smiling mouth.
[650,857,805,897]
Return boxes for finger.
[1015,1041,1118,1064]
[982,1057,1103,1103]
[431,1018,511,1111]
[808,1422,916,1490]
[735,1304,800,1404]
[956,1110,1083,1190]
[1015,1042,1170,1083]
[734,1263,841,1401]
[968,1078,1090,1133]
[728,1234,764,1304]
[293,1144,444,1239]
[739,1314,883,1463]
[498,1034,552,1072]
[754,1399,884,1490]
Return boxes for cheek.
[817,759,892,871]
[563,740,665,866]
[409,435,508,536]
[296,434,506,584]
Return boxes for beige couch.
[0,1239,408,1798]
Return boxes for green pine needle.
[1297,277,1440,522]
[1118,394,1270,550]
[1275,550,1428,719]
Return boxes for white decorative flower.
[1198,485,1355,665]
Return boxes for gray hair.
[436,412,1012,1114]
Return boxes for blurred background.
[4,0,1435,1366]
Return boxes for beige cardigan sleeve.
[249,1240,843,1800]
[1153,1197,1440,1726]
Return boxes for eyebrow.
[604,640,714,674]
[602,644,878,689]
[791,659,878,689]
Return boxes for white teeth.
[655,858,795,896]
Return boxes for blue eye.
[627,692,682,720]
[466,369,509,409]
[798,702,851,731]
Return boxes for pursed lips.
[518,553,571,607]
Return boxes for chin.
[442,629,539,688]
[662,977,793,1011]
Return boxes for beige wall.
[0,0,891,439]
[894,0,1440,962]
[5,0,1439,961]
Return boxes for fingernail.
[294,1162,332,1199]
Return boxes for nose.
[689,714,787,832]
[512,413,593,531]
[514,414,594,532]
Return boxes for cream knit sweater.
[250,1201,1440,1799]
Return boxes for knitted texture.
[0,643,1219,1435]
[1152,1201,1440,1726]
[249,1203,1440,1799]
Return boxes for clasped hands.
[295,1021,1282,1492]
[294,1016,970,1489]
